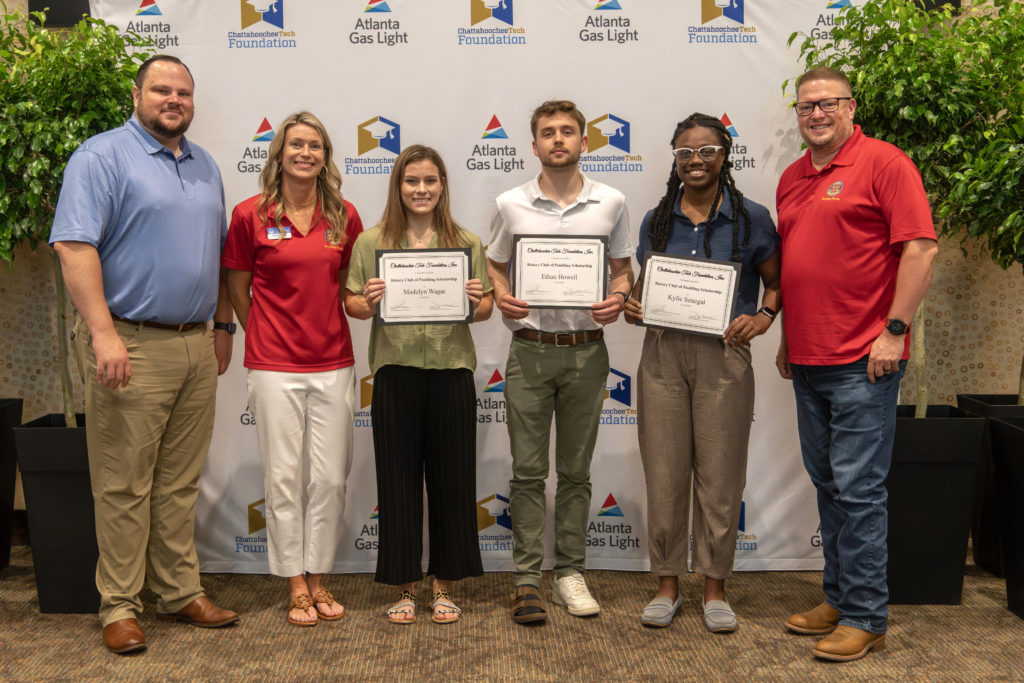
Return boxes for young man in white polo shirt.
[487,100,634,624]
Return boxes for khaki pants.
[637,328,753,580]
[75,316,217,626]
[504,335,609,587]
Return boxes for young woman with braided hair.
[624,113,781,631]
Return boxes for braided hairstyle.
[646,113,751,262]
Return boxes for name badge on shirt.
[267,226,292,240]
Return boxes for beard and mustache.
[139,106,192,139]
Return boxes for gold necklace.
[284,196,317,208]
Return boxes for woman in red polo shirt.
[223,111,363,627]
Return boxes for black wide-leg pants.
[371,364,484,585]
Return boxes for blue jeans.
[791,357,905,634]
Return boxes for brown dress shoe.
[813,624,886,662]
[785,602,840,635]
[160,596,240,628]
[103,618,147,655]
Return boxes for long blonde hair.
[257,111,348,245]
[379,145,465,249]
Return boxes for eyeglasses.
[672,145,724,162]
[794,97,853,116]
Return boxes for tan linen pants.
[75,316,217,626]
[637,328,753,580]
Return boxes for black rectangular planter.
[990,416,1024,619]
[0,398,24,570]
[956,394,1024,578]
[887,405,985,604]
[13,414,100,614]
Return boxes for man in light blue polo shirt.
[50,55,238,655]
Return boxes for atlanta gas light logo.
[688,0,758,45]
[235,118,274,175]
[350,0,408,46]
[477,369,507,424]
[796,0,859,43]
[587,493,640,550]
[720,113,757,172]
[458,0,527,46]
[577,0,639,44]
[124,1,181,50]
[580,114,644,174]
[354,506,379,551]
[228,0,298,49]
[465,116,525,174]
[344,116,401,176]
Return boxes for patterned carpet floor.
[1,545,1022,681]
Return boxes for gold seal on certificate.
[375,248,472,325]
[511,235,608,309]
[639,253,740,336]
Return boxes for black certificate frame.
[637,251,741,337]
[374,247,473,326]
[510,234,609,310]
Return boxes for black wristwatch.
[756,306,777,321]
[885,318,909,335]
[214,322,237,334]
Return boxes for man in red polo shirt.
[775,67,937,662]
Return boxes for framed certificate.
[639,252,740,336]
[375,248,472,325]
[510,235,608,309]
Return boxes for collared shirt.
[223,196,363,372]
[488,173,633,332]
[776,125,936,364]
[636,185,779,319]
[346,224,493,375]
[50,116,226,324]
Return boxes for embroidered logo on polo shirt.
[324,227,345,249]
[826,180,844,197]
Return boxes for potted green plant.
[787,0,1023,604]
[950,125,1024,575]
[1,4,151,611]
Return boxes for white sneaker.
[552,572,600,616]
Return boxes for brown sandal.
[387,590,416,624]
[287,593,317,627]
[431,590,462,624]
[512,585,547,624]
[312,588,345,621]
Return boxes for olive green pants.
[504,335,609,587]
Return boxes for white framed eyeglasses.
[672,145,724,162]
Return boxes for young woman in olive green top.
[345,145,493,624]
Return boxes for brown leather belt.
[513,328,603,347]
[111,315,204,332]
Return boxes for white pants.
[247,367,355,577]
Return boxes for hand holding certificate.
[511,235,608,309]
[376,248,472,325]
[639,253,740,336]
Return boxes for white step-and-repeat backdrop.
[92,0,849,574]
